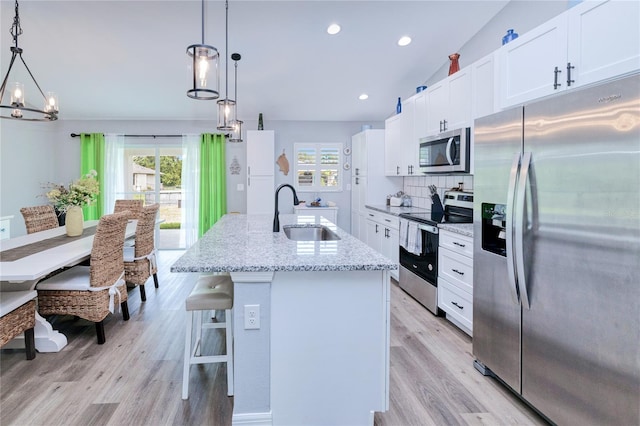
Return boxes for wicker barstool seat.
[36,211,131,344]
[20,205,59,234]
[124,204,159,302]
[182,274,234,399]
[0,290,37,360]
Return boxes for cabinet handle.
[384,218,391,223]
[248,166,251,176]
[452,268,464,276]
[396,166,400,175]
[453,241,466,248]
[451,301,464,310]
[368,213,374,217]
[566,62,575,87]
[553,66,562,90]
[355,177,359,185]
[443,119,447,132]
[248,176,251,186]
[439,120,443,133]
[375,224,379,233]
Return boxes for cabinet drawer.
[365,210,399,230]
[438,277,472,335]
[439,231,473,258]
[439,247,473,293]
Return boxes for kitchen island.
[171,213,396,426]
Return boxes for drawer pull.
[453,242,466,248]
[451,301,464,310]
[452,269,464,276]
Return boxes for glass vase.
[448,53,460,76]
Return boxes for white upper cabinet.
[246,130,275,215]
[385,94,420,177]
[498,0,639,109]
[426,68,472,135]
[471,52,496,121]
[384,113,405,176]
[567,0,640,87]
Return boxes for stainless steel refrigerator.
[473,73,639,425]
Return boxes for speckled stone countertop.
[438,223,474,238]
[171,214,397,273]
[365,204,429,216]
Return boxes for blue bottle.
[502,29,519,45]
[396,97,402,114]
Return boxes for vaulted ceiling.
[0,0,509,123]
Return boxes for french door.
[119,143,184,250]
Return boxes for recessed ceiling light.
[359,94,369,100]
[327,24,341,35]
[398,36,412,47]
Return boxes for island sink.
[283,225,341,241]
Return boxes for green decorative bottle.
[258,113,264,130]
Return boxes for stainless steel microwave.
[419,127,470,174]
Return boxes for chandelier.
[228,53,243,143]
[0,0,58,121]
[186,0,219,100]
[217,0,236,131]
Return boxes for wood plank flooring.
[1,250,546,426]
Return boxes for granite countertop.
[171,214,397,273]
[438,223,474,238]
[365,204,429,216]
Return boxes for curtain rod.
[70,133,185,138]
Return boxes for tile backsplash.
[403,175,474,210]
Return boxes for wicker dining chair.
[113,199,144,220]
[20,205,60,234]
[0,290,37,360]
[124,204,160,302]
[36,211,131,344]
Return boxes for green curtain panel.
[80,133,105,220]
[199,133,227,237]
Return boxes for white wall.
[424,0,570,86]
[1,118,379,236]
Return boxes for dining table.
[0,220,137,352]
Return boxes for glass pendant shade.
[228,119,243,143]
[217,98,236,131]
[186,44,219,100]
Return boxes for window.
[293,143,343,192]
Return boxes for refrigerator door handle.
[506,153,521,305]
[515,152,532,310]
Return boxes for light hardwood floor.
[1,250,546,426]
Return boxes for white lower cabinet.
[438,230,473,336]
[366,210,399,281]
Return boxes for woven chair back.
[135,204,160,258]
[113,199,144,220]
[20,205,59,234]
[89,211,129,288]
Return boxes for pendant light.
[186,0,219,100]
[0,0,58,121]
[217,0,236,131]
[228,53,243,143]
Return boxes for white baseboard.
[232,411,272,426]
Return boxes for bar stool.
[182,274,234,400]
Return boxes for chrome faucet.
[273,183,300,232]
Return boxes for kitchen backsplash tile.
[403,175,474,210]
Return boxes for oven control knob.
[428,264,433,271]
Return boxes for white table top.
[0,220,136,282]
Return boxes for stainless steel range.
[398,190,473,314]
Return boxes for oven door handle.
[417,223,438,234]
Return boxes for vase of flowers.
[43,170,100,236]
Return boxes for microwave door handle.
[446,137,454,165]
[506,153,521,305]
[515,152,532,310]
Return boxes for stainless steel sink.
[283,225,341,241]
